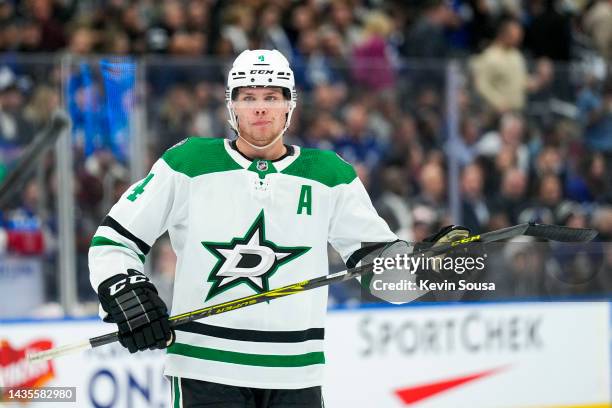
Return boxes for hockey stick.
[0,111,70,207]
[27,222,597,362]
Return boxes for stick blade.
[525,223,598,242]
[479,223,530,243]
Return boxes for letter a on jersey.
[202,210,310,301]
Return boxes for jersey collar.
[223,138,301,172]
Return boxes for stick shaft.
[27,222,596,362]
[27,340,91,362]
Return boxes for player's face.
[233,87,290,147]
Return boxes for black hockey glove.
[98,269,174,353]
[414,225,481,283]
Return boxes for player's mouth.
[252,120,271,126]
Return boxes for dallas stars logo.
[202,210,310,301]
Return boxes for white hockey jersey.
[89,137,396,389]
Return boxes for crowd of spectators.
[0,0,611,313]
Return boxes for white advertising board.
[323,302,611,408]
[1,318,169,407]
[1,302,610,407]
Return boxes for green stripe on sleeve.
[167,343,325,367]
[90,236,146,264]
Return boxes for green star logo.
[258,55,265,62]
[202,210,310,301]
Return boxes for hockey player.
[89,49,470,407]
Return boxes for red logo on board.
[0,339,55,400]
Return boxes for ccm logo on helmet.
[250,70,274,74]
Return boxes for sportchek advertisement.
[1,302,610,407]
[323,302,611,407]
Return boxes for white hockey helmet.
[226,49,297,138]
